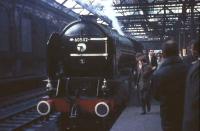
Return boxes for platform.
[110,105,162,131]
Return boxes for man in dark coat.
[148,50,158,68]
[152,39,188,131]
[182,40,199,131]
[183,40,199,68]
[136,55,153,114]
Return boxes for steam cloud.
[74,0,124,35]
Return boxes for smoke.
[94,0,124,35]
[74,0,124,35]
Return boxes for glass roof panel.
[79,9,90,15]
[63,0,77,8]
[72,4,82,9]
[55,0,200,41]
[55,0,95,15]
[73,8,84,14]
[55,0,65,4]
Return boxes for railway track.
[0,88,46,120]
[0,87,123,131]
[0,105,61,131]
[0,88,60,131]
[0,106,41,131]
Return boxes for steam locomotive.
[37,16,143,129]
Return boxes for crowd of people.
[133,39,199,131]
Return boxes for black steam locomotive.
[37,16,143,129]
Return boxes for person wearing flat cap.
[135,55,153,114]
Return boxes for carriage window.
[64,23,104,37]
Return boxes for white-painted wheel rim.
[95,102,109,117]
[37,101,51,116]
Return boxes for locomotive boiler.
[37,16,142,128]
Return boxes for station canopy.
[55,0,200,42]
